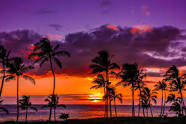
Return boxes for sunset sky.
[0,0,186,105]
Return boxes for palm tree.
[0,45,11,97]
[29,38,70,121]
[44,94,66,121]
[19,95,38,122]
[117,63,139,117]
[154,81,167,116]
[163,65,186,115]
[89,50,120,118]
[6,57,35,122]
[0,98,9,114]
[109,88,122,118]
[135,69,145,117]
[141,87,157,117]
[166,94,183,116]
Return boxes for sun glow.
[88,93,103,103]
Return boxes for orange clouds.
[130,25,152,34]
[106,25,118,31]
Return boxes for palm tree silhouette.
[6,57,35,122]
[164,65,186,115]
[0,45,12,97]
[89,50,119,118]
[19,95,38,122]
[109,88,122,118]
[117,63,139,117]
[154,81,167,116]
[44,94,66,121]
[141,87,157,117]
[0,98,9,114]
[29,38,70,121]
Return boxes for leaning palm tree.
[117,63,139,117]
[163,65,186,115]
[154,81,167,116]
[0,98,9,114]
[44,94,66,121]
[19,95,38,122]
[6,57,35,122]
[29,38,70,121]
[89,50,120,118]
[0,45,11,97]
[141,87,157,117]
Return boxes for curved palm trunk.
[16,76,19,122]
[0,65,5,97]
[25,108,28,122]
[114,98,117,118]
[132,82,135,117]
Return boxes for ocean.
[0,105,177,122]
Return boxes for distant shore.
[1,117,186,124]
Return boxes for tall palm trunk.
[54,108,56,121]
[160,89,163,116]
[132,82,135,117]
[105,71,109,119]
[138,89,142,117]
[179,88,185,115]
[49,106,52,121]
[114,98,117,118]
[142,106,145,117]
[0,66,5,97]
[16,76,19,122]
[49,55,56,121]
[25,108,28,122]
[109,98,112,118]
[150,105,153,117]
[163,91,166,115]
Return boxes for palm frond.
[54,57,62,68]
[23,75,35,85]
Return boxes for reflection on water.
[0,105,177,121]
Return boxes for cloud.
[0,25,185,77]
[48,24,63,31]
[141,5,151,16]
[100,0,112,7]
[35,9,57,14]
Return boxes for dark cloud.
[48,24,63,31]
[0,25,185,77]
[35,9,57,14]
[100,0,112,7]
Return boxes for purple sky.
[0,0,185,77]
[1,0,186,35]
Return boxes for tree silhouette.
[0,98,8,114]
[0,45,12,97]
[29,38,70,121]
[89,50,119,118]
[154,81,167,116]
[117,63,140,117]
[6,57,35,122]
[44,94,66,121]
[164,65,186,115]
[166,94,184,117]
[109,88,122,118]
[141,87,157,117]
[19,95,38,122]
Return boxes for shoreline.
[1,117,186,124]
